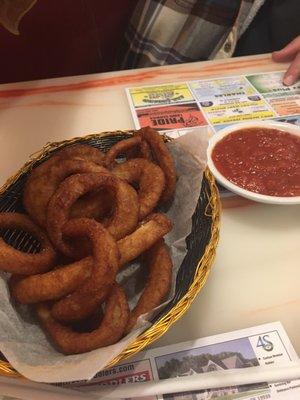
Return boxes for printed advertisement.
[126,71,300,132]
[128,83,195,108]
[246,72,300,98]
[214,114,300,132]
[136,103,207,130]
[65,359,155,400]
[65,322,300,400]
[265,96,300,116]
[189,76,275,125]
[246,72,300,116]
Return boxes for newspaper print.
[65,322,300,400]
[246,72,300,117]
[126,70,299,133]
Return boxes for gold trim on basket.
[0,131,221,379]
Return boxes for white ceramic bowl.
[207,120,300,205]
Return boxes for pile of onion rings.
[1,128,177,355]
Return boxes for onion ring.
[138,127,176,202]
[69,188,113,221]
[36,284,129,354]
[104,136,151,168]
[125,138,152,161]
[125,239,172,334]
[46,172,139,257]
[10,258,92,304]
[26,144,105,181]
[50,218,119,322]
[51,213,172,322]
[118,213,172,266]
[24,144,104,201]
[47,144,105,166]
[0,213,56,274]
[11,213,172,304]
[24,159,109,227]
[113,158,165,219]
[70,307,104,333]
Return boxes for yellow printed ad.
[129,84,194,108]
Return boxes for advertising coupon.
[127,83,195,109]
[189,76,276,125]
[136,103,207,130]
[246,72,300,116]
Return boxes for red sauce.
[212,128,300,197]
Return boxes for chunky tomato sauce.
[212,128,300,197]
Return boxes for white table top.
[0,54,299,361]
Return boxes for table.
[0,53,299,359]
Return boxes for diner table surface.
[0,52,299,369]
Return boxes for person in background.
[117,0,300,86]
[0,0,299,85]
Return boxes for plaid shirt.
[117,0,265,69]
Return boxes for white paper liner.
[0,128,210,383]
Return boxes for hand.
[272,36,300,86]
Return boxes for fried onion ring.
[51,213,172,322]
[138,127,176,202]
[26,144,105,181]
[125,239,172,334]
[24,159,109,227]
[104,136,151,168]
[69,188,113,221]
[54,292,107,323]
[70,307,104,333]
[0,213,56,274]
[36,284,129,354]
[50,218,119,322]
[11,213,172,304]
[113,158,165,219]
[23,144,105,227]
[46,172,139,257]
[10,258,93,304]
[125,138,152,161]
[118,213,172,266]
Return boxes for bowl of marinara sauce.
[207,121,300,204]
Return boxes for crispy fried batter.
[104,136,151,168]
[23,144,105,226]
[24,159,109,227]
[51,218,119,322]
[36,284,129,354]
[125,138,152,160]
[10,258,92,304]
[11,213,172,304]
[118,213,172,266]
[138,127,176,202]
[0,213,56,275]
[113,159,165,219]
[125,239,173,334]
[28,144,105,180]
[46,172,139,257]
[70,188,113,221]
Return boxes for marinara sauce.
[212,128,300,197]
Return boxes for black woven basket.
[0,131,220,377]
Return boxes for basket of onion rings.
[0,127,220,383]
